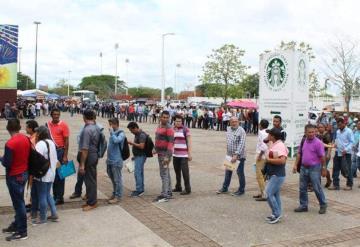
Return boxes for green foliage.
[279,41,315,61]
[309,70,320,98]
[79,75,125,98]
[165,87,175,98]
[17,72,35,90]
[239,73,259,97]
[128,87,160,98]
[48,79,76,96]
[200,44,248,102]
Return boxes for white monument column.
[259,50,309,157]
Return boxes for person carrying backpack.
[106,118,125,204]
[127,121,151,197]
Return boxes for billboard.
[259,50,309,157]
[0,25,18,89]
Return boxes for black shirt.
[132,130,147,156]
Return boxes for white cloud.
[2,0,360,92]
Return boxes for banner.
[259,50,309,157]
[0,25,18,89]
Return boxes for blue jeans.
[352,155,360,176]
[53,148,65,201]
[299,165,327,208]
[134,155,146,192]
[222,158,246,193]
[265,175,285,218]
[106,165,123,198]
[333,153,353,187]
[6,172,28,234]
[31,180,57,221]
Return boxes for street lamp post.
[67,70,72,97]
[125,58,129,95]
[161,32,175,105]
[174,63,181,99]
[18,47,22,74]
[114,43,119,95]
[99,52,103,75]
[34,21,41,89]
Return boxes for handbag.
[125,160,135,173]
[57,160,76,180]
[224,156,236,171]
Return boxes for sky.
[2,0,360,93]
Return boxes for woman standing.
[31,126,59,225]
[264,128,288,224]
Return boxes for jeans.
[352,155,360,176]
[6,172,28,234]
[265,175,285,218]
[106,165,123,198]
[31,180,57,221]
[333,153,353,187]
[173,157,191,192]
[134,155,146,192]
[84,153,99,206]
[222,158,246,193]
[158,156,172,197]
[299,165,327,208]
[53,148,65,201]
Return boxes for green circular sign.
[265,58,288,90]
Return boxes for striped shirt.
[155,123,174,158]
[173,126,190,158]
[226,126,246,159]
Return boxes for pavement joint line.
[97,172,222,247]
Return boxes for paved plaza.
[1,113,360,247]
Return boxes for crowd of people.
[1,100,360,241]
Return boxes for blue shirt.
[353,130,360,145]
[106,129,125,166]
[335,127,354,155]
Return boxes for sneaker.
[137,191,144,197]
[32,220,47,226]
[131,191,144,197]
[328,186,340,190]
[255,197,267,201]
[47,215,59,222]
[5,232,28,241]
[172,188,182,192]
[319,205,327,214]
[82,204,98,211]
[343,186,352,191]
[180,191,191,195]
[153,195,169,203]
[2,224,16,234]
[108,195,115,200]
[265,215,275,221]
[108,198,120,204]
[253,194,262,199]
[268,215,281,224]
[294,207,308,213]
[216,188,228,194]
[231,191,245,197]
[69,193,81,199]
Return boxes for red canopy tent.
[227,100,258,109]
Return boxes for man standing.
[127,122,148,197]
[292,124,327,214]
[154,111,174,202]
[106,118,125,204]
[1,119,31,241]
[272,115,286,141]
[172,115,192,195]
[329,118,354,190]
[217,117,246,196]
[47,108,70,205]
[253,119,269,201]
[79,110,101,211]
[35,101,42,117]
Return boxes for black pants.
[53,148,65,201]
[84,153,99,206]
[173,157,191,192]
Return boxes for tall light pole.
[18,47,22,74]
[125,58,129,95]
[161,32,175,105]
[99,52,103,75]
[114,43,119,95]
[174,63,181,99]
[34,21,41,89]
[67,70,72,96]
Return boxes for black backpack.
[144,134,154,158]
[28,140,51,179]
[97,127,108,158]
[117,131,130,160]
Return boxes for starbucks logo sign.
[297,58,307,90]
[264,54,289,92]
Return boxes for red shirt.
[4,134,31,176]
[47,120,69,148]
[217,110,223,120]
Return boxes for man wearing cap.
[292,124,327,214]
[217,116,246,196]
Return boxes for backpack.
[97,126,108,158]
[28,140,51,179]
[144,134,154,158]
[116,131,130,160]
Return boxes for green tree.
[79,75,125,98]
[128,87,161,98]
[165,87,175,98]
[240,73,259,97]
[200,44,248,103]
[308,70,320,98]
[17,72,35,90]
[48,79,76,96]
[278,41,315,61]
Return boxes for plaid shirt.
[226,126,246,159]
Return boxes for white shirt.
[222,112,231,121]
[35,139,58,183]
[256,129,269,159]
[35,102,42,110]
[208,111,214,118]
